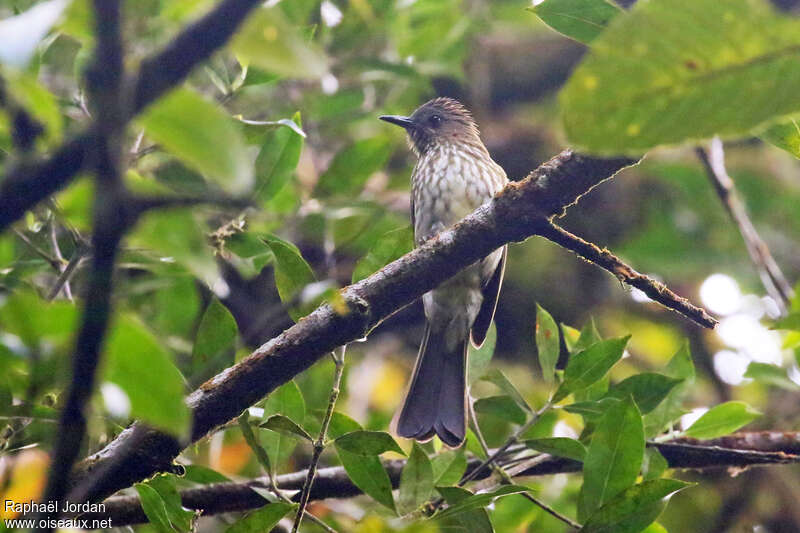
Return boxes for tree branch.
[0,0,263,232]
[66,151,679,506]
[537,220,718,328]
[80,433,800,527]
[696,138,794,313]
[37,3,127,529]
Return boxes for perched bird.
[380,98,508,447]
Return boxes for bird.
[380,97,508,447]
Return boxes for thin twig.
[467,398,581,529]
[292,346,346,533]
[12,228,61,269]
[48,221,73,300]
[237,413,336,533]
[696,138,794,314]
[536,220,718,328]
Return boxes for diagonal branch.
[0,0,263,232]
[537,220,717,328]
[696,138,794,313]
[64,151,710,508]
[80,432,800,527]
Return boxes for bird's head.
[380,97,481,156]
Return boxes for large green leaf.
[146,475,195,533]
[431,449,467,486]
[684,401,761,439]
[226,502,295,533]
[335,446,396,512]
[192,298,238,374]
[104,315,190,437]
[135,484,172,533]
[535,303,560,383]
[262,234,315,321]
[316,138,393,196]
[468,322,497,384]
[581,479,691,533]
[260,380,306,475]
[529,0,622,45]
[554,336,629,402]
[561,0,800,153]
[525,437,587,462]
[579,396,645,521]
[474,395,527,425]
[399,442,434,515]
[761,119,800,159]
[435,486,493,533]
[481,368,532,413]
[253,112,304,202]
[352,226,414,283]
[744,362,798,390]
[605,373,683,414]
[139,88,253,193]
[232,6,327,79]
[434,485,530,521]
[334,430,405,456]
[644,342,695,436]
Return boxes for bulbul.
[380,98,508,447]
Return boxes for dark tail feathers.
[397,324,467,447]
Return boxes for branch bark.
[80,433,800,527]
[0,0,263,232]
[65,151,711,508]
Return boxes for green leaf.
[561,0,800,153]
[260,414,313,441]
[579,396,645,521]
[435,485,530,521]
[525,437,587,462]
[744,362,798,390]
[182,465,231,484]
[642,448,668,481]
[468,322,497,384]
[335,445,396,512]
[431,449,467,486]
[644,342,695,436]
[135,484,172,533]
[6,73,63,145]
[352,226,414,283]
[436,486,493,533]
[139,88,253,193]
[0,0,71,68]
[133,209,218,285]
[324,411,363,439]
[761,119,800,159]
[530,0,622,45]
[684,401,761,439]
[146,475,195,533]
[334,430,405,456]
[316,138,393,196]
[606,373,683,414]
[260,380,306,474]
[772,311,800,331]
[192,298,238,373]
[535,303,560,383]
[104,315,190,437]
[226,502,295,533]
[481,368,532,413]
[262,234,315,321]
[564,398,622,421]
[473,395,527,425]
[554,336,630,403]
[581,479,691,533]
[0,289,77,347]
[399,442,434,514]
[232,6,327,79]
[253,112,304,202]
[575,318,603,352]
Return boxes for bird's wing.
[470,245,507,348]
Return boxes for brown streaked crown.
[380,97,482,155]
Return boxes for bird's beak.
[379,115,415,129]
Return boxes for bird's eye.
[429,114,442,127]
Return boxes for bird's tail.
[397,324,467,447]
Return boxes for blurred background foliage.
[2,0,800,531]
